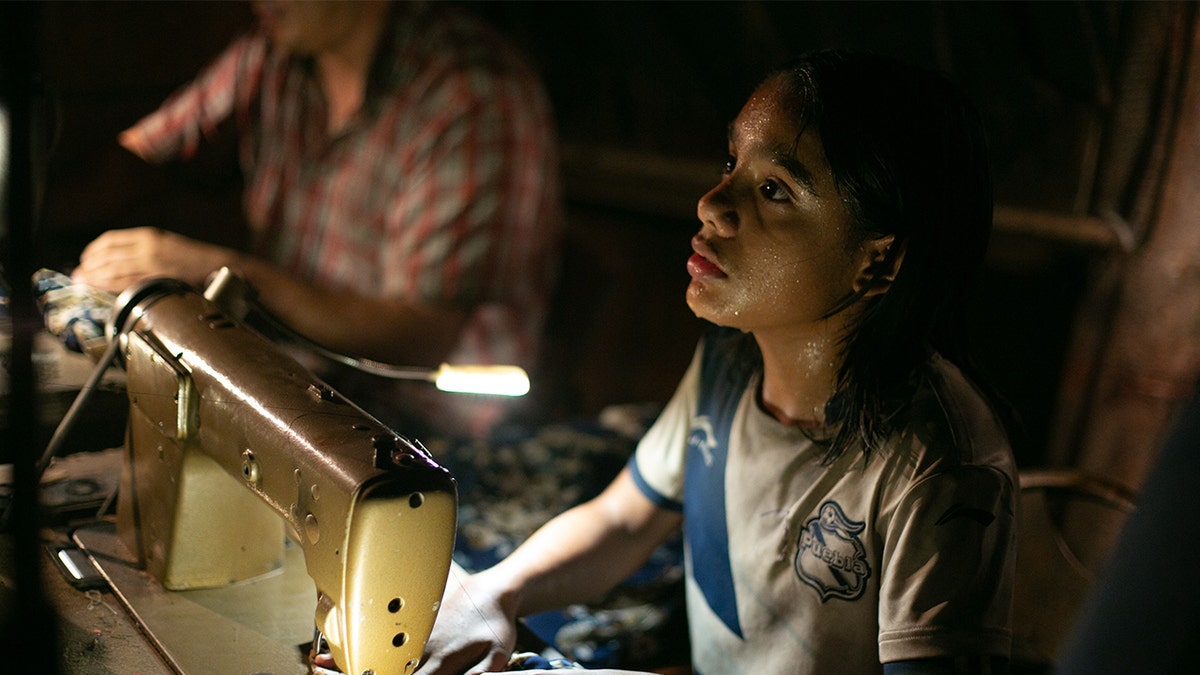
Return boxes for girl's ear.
[853,234,907,298]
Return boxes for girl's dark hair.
[769,51,997,462]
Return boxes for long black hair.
[767,51,999,462]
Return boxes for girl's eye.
[722,155,736,175]
[760,179,789,202]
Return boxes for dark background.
[15,1,1182,469]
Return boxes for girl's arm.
[417,468,683,675]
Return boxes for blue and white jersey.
[629,328,1016,674]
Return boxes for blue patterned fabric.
[429,410,688,670]
[507,652,587,670]
[31,269,114,356]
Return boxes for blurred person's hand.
[73,227,234,294]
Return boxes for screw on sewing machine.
[241,449,261,487]
[201,311,236,330]
[308,382,338,402]
[305,512,320,544]
[372,433,418,469]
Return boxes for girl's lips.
[687,252,726,279]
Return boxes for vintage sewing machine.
[72,275,460,675]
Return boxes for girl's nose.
[696,178,739,237]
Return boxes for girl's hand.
[415,568,519,675]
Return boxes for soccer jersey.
[629,328,1017,674]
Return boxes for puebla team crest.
[795,501,872,602]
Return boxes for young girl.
[412,50,1017,675]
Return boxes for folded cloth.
[32,269,115,357]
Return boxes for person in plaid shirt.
[71,0,561,439]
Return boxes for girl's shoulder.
[891,353,1015,476]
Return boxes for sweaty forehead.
[731,79,831,191]
[732,78,815,152]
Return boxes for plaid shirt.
[122,4,560,437]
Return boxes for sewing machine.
[74,277,458,675]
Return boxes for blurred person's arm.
[75,35,556,369]
[71,226,469,367]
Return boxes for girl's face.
[687,76,880,335]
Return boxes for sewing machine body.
[111,280,457,675]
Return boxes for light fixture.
[431,364,530,396]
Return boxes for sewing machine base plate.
[73,519,315,674]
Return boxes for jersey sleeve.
[627,341,704,511]
[876,464,1017,663]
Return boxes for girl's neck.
[754,324,845,429]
